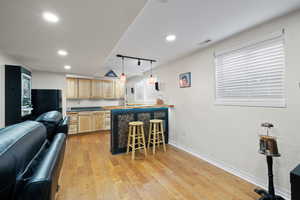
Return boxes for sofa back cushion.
[0,121,47,200]
[35,111,63,140]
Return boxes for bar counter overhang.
[104,105,174,154]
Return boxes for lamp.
[119,57,126,82]
[254,122,284,200]
[148,61,155,84]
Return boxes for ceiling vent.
[158,0,168,3]
[198,39,212,46]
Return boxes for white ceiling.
[0,0,300,77]
[0,0,147,75]
[104,0,300,77]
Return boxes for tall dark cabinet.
[5,65,32,126]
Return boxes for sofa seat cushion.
[20,133,66,200]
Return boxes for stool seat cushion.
[150,119,163,123]
[129,121,144,126]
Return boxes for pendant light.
[120,57,126,82]
[148,61,155,84]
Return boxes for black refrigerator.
[31,89,62,118]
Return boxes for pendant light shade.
[148,74,155,84]
[120,72,126,82]
[148,61,155,84]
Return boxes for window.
[215,31,286,107]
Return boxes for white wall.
[0,51,22,128]
[127,75,162,104]
[31,71,67,116]
[131,10,300,199]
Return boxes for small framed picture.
[179,72,191,88]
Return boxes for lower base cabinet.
[68,113,79,135]
[92,112,105,131]
[67,111,110,134]
[78,112,93,133]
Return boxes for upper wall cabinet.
[66,78,78,99]
[102,80,114,99]
[91,79,103,99]
[78,79,92,99]
[66,77,124,100]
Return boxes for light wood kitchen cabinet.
[68,111,110,134]
[78,79,92,99]
[69,124,78,135]
[66,78,78,99]
[104,111,111,130]
[78,112,93,133]
[102,80,114,99]
[91,79,103,99]
[66,77,124,100]
[92,112,105,131]
[114,79,125,99]
[68,112,78,134]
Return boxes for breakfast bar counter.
[108,105,173,154]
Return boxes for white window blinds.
[215,31,286,107]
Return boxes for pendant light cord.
[150,61,153,76]
[122,57,125,74]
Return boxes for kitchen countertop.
[103,104,174,110]
[67,107,106,112]
[67,105,174,112]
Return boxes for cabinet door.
[103,111,111,130]
[114,79,125,99]
[68,113,78,124]
[104,115,111,130]
[91,80,103,99]
[102,80,114,99]
[67,112,78,134]
[69,124,78,135]
[78,112,92,133]
[78,79,91,99]
[92,112,105,131]
[66,78,78,99]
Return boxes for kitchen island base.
[110,107,169,155]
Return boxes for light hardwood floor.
[57,132,260,200]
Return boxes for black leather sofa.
[35,111,69,140]
[0,120,67,200]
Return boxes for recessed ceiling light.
[166,34,176,42]
[64,65,71,70]
[43,12,59,23]
[58,50,68,56]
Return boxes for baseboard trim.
[169,141,291,200]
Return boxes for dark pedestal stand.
[254,156,284,200]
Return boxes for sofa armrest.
[56,117,70,135]
[20,133,66,200]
